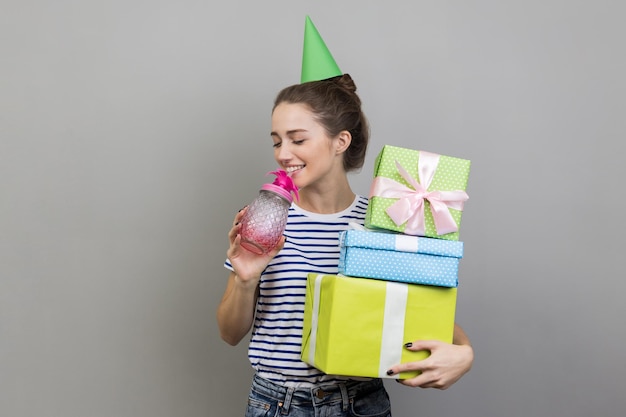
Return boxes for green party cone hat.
[300,16,342,83]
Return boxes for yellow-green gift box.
[365,145,471,241]
[301,274,457,379]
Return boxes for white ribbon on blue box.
[338,229,464,287]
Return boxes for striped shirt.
[225,195,370,387]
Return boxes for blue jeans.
[244,374,392,417]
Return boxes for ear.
[335,130,352,154]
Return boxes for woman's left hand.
[387,340,474,390]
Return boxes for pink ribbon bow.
[369,151,469,236]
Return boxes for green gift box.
[301,274,457,379]
[365,145,471,240]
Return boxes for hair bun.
[332,73,357,93]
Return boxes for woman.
[217,74,473,417]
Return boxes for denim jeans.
[244,374,392,417]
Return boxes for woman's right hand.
[226,207,285,286]
[219,207,284,346]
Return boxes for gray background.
[2,1,625,416]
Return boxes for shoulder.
[354,195,369,212]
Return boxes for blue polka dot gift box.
[338,229,464,287]
[365,145,471,241]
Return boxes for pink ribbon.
[368,151,469,236]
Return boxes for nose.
[275,142,293,162]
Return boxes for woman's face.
[271,102,345,190]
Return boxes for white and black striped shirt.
[225,195,369,387]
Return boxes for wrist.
[233,273,260,290]
[458,344,474,369]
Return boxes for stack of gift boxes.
[301,145,471,379]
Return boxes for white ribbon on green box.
[378,281,408,376]
[307,275,324,366]
[301,274,457,379]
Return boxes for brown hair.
[272,74,369,172]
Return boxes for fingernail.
[386,369,394,376]
[238,205,248,212]
[395,379,402,383]
[235,222,240,226]
[404,342,412,348]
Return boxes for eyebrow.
[270,129,309,138]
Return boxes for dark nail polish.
[386,369,394,376]
[404,342,412,348]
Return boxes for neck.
[295,178,355,214]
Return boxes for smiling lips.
[285,165,305,174]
